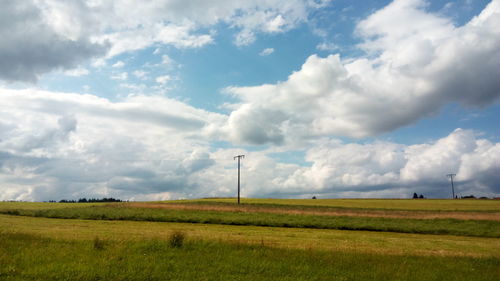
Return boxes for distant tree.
[312,196,317,199]
[413,193,418,199]
[56,197,122,203]
[419,194,424,199]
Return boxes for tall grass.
[1,232,498,281]
[2,205,499,237]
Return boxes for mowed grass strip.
[1,232,499,281]
[3,205,499,237]
[2,214,499,257]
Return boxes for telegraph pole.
[234,155,245,204]
[446,174,456,199]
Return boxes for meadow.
[1,198,499,280]
[178,198,500,211]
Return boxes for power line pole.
[446,174,456,199]
[234,155,245,204]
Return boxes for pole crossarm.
[234,155,245,204]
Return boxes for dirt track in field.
[123,203,500,221]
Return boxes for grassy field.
[127,201,500,220]
[2,204,499,237]
[1,232,499,281]
[2,214,499,257]
[2,231,499,281]
[177,198,500,211]
[0,201,102,210]
[1,199,499,280]
[2,198,499,211]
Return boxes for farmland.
[1,198,499,280]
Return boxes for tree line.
[47,198,123,203]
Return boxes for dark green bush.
[93,236,105,250]
[169,231,186,248]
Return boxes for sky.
[1,0,499,201]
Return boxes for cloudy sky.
[1,0,499,201]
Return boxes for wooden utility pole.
[234,155,245,204]
[447,174,456,199]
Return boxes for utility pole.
[234,155,245,204]
[446,174,456,199]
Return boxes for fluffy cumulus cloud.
[93,0,330,50]
[226,0,500,144]
[0,0,329,82]
[215,129,500,199]
[0,87,499,201]
[303,129,500,198]
[0,1,107,82]
[0,88,226,201]
[3,97,498,200]
[1,0,499,201]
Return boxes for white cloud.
[111,72,128,81]
[98,24,215,57]
[133,70,148,80]
[0,87,227,201]
[85,0,327,51]
[0,87,498,200]
[316,42,339,51]
[161,55,173,65]
[234,29,257,46]
[259,48,275,56]
[225,0,500,145]
[119,83,148,94]
[64,67,90,77]
[203,129,499,199]
[1,0,499,201]
[239,129,500,198]
[0,1,107,82]
[112,61,125,68]
[266,15,286,32]
[91,58,106,68]
[156,75,171,85]
[1,0,329,82]
[228,0,326,45]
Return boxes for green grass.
[0,201,103,210]
[3,214,499,258]
[1,200,499,280]
[176,198,500,211]
[3,198,499,212]
[1,232,498,281]
[2,205,499,238]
